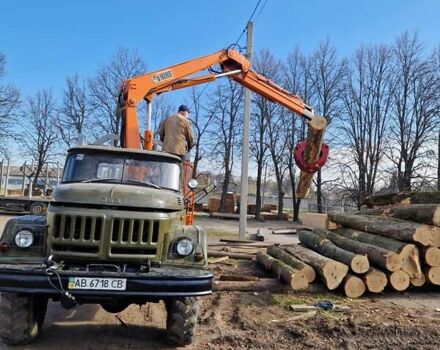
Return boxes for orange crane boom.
[119,49,315,149]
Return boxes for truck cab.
[0,146,212,346]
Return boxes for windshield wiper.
[81,178,120,183]
[125,179,161,189]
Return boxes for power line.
[233,0,263,46]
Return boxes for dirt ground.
[0,213,439,350]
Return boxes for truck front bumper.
[0,263,213,298]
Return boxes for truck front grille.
[50,214,160,260]
[51,214,104,257]
[109,218,158,257]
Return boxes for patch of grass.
[271,293,307,310]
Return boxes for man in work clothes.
[158,105,194,160]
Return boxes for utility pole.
[239,21,253,240]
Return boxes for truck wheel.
[30,202,47,216]
[0,293,48,345]
[165,297,199,346]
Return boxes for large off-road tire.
[0,293,48,345]
[165,297,199,346]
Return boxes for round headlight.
[14,230,34,248]
[176,237,194,256]
[187,179,198,190]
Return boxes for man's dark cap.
[178,105,190,113]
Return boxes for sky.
[1,0,440,99]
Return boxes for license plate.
[68,277,127,290]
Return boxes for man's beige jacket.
[158,113,194,156]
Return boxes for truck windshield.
[62,152,181,191]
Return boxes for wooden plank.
[300,213,338,230]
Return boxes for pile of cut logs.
[257,200,440,298]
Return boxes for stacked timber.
[256,201,440,297]
[327,209,440,288]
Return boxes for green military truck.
[0,145,213,346]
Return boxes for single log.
[256,251,275,270]
[272,229,297,235]
[335,228,422,278]
[284,244,348,290]
[267,246,316,283]
[363,191,440,208]
[296,116,328,199]
[328,212,434,246]
[208,256,230,264]
[213,278,286,292]
[342,274,366,298]
[271,259,309,290]
[219,238,258,244]
[421,247,440,267]
[208,250,254,260]
[410,274,426,287]
[387,270,410,291]
[387,204,440,227]
[426,267,440,285]
[322,230,402,272]
[218,275,260,282]
[299,230,369,274]
[223,247,261,255]
[362,268,387,293]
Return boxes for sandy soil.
[0,214,439,350]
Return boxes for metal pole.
[239,21,253,240]
[28,160,34,199]
[4,158,10,197]
[21,163,26,195]
[0,160,3,195]
[45,164,49,193]
[56,161,60,186]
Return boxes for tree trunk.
[316,169,323,213]
[363,191,440,207]
[410,273,426,287]
[426,266,440,285]
[255,159,263,220]
[387,270,410,291]
[387,204,440,227]
[267,246,316,283]
[362,268,387,293]
[298,230,369,274]
[256,252,308,290]
[322,230,402,272]
[334,228,422,278]
[293,199,301,222]
[296,116,327,199]
[328,212,436,246]
[284,245,348,290]
[342,274,366,298]
[420,247,440,267]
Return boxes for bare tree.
[338,44,393,208]
[250,50,278,220]
[187,87,213,177]
[387,32,440,191]
[0,52,20,152]
[20,89,58,186]
[206,81,243,212]
[57,74,90,148]
[309,39,346,212]
[88,48,146,141]
[283,47,313,220]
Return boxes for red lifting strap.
[294,141,329,174]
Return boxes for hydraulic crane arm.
[119,49,316,149]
